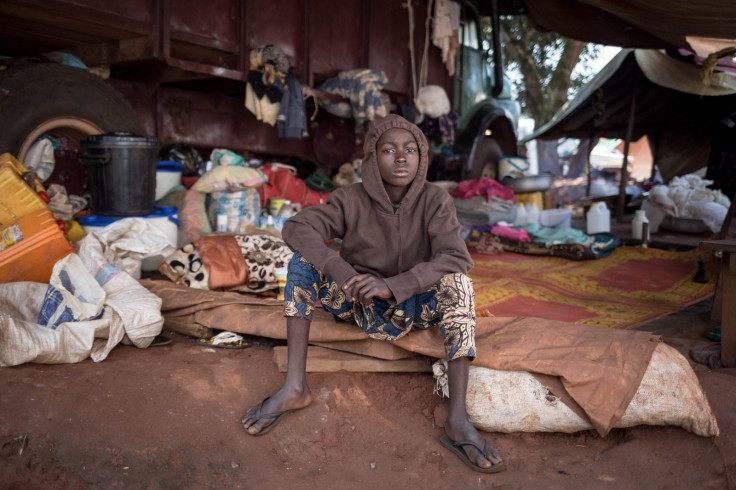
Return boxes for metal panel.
[245,0,305,77]
[308,0,362,79]
[156,86,311,157]
[171,0,240,53]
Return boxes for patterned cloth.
[283,252,476,361]
[316,69,388,124]
[233,233,294,290]
[162,232,293,292]
[163,243,209,289]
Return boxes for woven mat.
[470,246,716,329]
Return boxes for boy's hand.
[342,274,393,306]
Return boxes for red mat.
[470,246,716,329]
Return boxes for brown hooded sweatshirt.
[281,114,473,303]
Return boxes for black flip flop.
[244,396,294,436]
[440,434,506,473]
[151,335,172,347]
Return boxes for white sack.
[38,253,106,328]
[465,343,719,437]
[0,232,165,365]
[83,218,177,279]
[0,281,111,366]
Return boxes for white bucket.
[155,161,184,200]
[586,202,611,234]
[540,208,572,228]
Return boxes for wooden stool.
[700,239,736,367]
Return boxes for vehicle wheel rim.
[17,117,103,162]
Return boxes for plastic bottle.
[632,210,649,241]
[513,204,527,226]
[525,203,540,225]
[216,213,228,233]
[586,202,611,234]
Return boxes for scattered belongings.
[198,331,250,349]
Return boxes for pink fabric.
[491,224,530,242]
[449,177,515,202]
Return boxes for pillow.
[192,165,267,193]
[194,235,248,290]
[464,343,719,437]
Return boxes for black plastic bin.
[81,132,159,216]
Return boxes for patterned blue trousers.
[283,252,476,361]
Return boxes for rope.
[701,46,736,86]
[404,0,417,99]
[419,0,434,91]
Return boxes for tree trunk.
[567,138,592,178]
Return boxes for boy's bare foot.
[242,387,313,436]
[444,419,503,472]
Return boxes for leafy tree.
[494,16,599,176]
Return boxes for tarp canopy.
[489,0,736,54]
[522,49,736,182]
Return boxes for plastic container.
[155,160,185,200]
[206,189,261,234]
[540,208,572,228]
[586,202,611,234]
[632,210,650,241]
[525,203,540,225]
[0,153,49,227]
[498,156,530,178]
[513,203,527,226]
[0,208,74,284]
[77,205,179,271]
[80,132,159,216]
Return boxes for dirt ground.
[2,299,735,489]
[2,186,735,489]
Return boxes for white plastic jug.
[632,210,649,241]
[525,203,540,225]
[513,203,527,226]
[586,202,611,234]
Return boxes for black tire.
[0,63,143,160]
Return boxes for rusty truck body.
[0,0,519,180]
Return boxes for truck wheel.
[0,63,143,161]
[462,111,517,181]
[468,137,503,180]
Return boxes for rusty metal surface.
[0,0,458,159]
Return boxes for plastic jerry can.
[0,208,74,284]
[525,203,540,225]
[586,202,611,234]
[513,203,527,226]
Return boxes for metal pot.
[501,172,555,193]
[660,216,709,234]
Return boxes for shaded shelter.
[490,0,736,53]
[523,49,736,220]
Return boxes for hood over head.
[361,114,430,210]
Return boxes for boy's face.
[376,128,420,188]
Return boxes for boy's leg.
[243,252,324,436]
[445,356,503,469]
[242,316,314,435]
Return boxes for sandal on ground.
[150,335,172,347]
[198,331,250,349]
[244,396,294,436]
[440,434,506,473]
[689,344,721,365]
